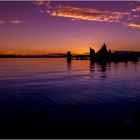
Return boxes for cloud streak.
[0,19,5,24]
[35,1,140,29]
[10,19,23,24]
[0,18,23,25]
[33,0,46,6]
[136,6,140,11]
[127,23,140,28]
[45,3,129,23]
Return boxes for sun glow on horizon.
[0,1,140,55]
[0,44,137,56]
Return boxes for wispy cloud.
[40,2,129,23]
[46,5,129,23]
[0,19,5,24]
[33,0,46,6]
[10,19,23,24]
[0,18,23,25]
[127,23,140,28]
[34,1,140,29]
[136,6,140,11]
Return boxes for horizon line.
[0,50,140,57]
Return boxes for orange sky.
[0,1,140,55]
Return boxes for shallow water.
[0,58,140,136]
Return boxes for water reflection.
[134,61,138,70]
[89,61,112,78]
[98,62,107,72]
[0,58,140,137]
[96,62,110,78]
[67,59,72,72]
[124,61,128,70]
[90,61,95,73]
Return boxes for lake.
[0,58,140,138]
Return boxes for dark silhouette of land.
[0,43,140,62]
[0,54,66,58]
[66,51,72,61]
[90,47,95,61]
[67,43,140,62]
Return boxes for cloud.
[127,23,140,28]
[130,6,140,12]
[0,19,23,25]
[34,1,140,29]
[10,19,23,24]
[136,6,140,11]
[126,2,140,28]
[45,4,129,23]
[33,0,46,6]
[0,19,5,24]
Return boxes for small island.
[67,43,139,62]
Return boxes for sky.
[0,1,140,55]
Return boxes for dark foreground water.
[0,58,140,138]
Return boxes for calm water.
[0,58,140,137]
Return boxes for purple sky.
[0,1,140,55]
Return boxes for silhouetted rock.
[66,43,139,63]
[95,43,111,62]
[112,51,138,62]
[90,47,95,61]
[67,51,72,61]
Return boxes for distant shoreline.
[0,55,66,58]
[0,51,140,59]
